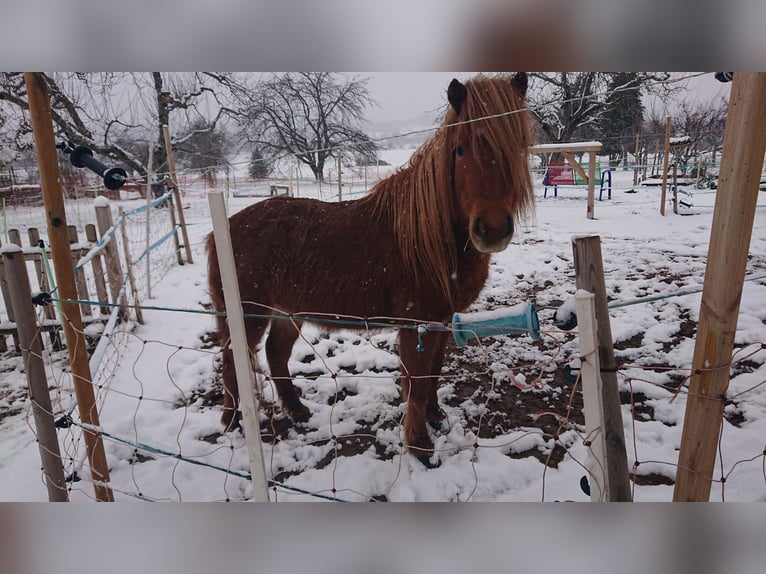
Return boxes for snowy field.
[1,154,766,502]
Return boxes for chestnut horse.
[207,73,534,465]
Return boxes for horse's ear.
[511,72,528,98]
[448,79,467,114]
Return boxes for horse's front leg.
[426,331,449,428]
[399,328,447,466]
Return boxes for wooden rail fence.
[0,222,120,353]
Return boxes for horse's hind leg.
[217,313,240,431]
[220,346,240,431]
[219,314,269,432]
[265,317,311,422]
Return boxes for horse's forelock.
[454,74,535,218]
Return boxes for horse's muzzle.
[470,215,514,253]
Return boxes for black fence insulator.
[715,72,734,83]
[54,415,74,429]
[56,141,127,190]
[32,292,53,306]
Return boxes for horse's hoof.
[416,455,441,469]
[427,407,447,430]
[289,404,311,424]
[427,418,447,431]
[406,438,437,468]
[221,409,242,433]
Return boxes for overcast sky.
[364,73,471,122]
[362,72,732,124]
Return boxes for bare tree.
[528,72,674,146]
[241,72,377,181]
[0,73,247,191]
[641,94,728,181]
[672,97,728,165]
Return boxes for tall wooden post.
[572,235,632,501]
[162,125,193,264]
[24,72,113,501]
[673,73,766,502]
[660,117,672,215]
[144,142,155,300]
[3,246,69,501]
[633,133,640,186]
[337,155,342,202]
[586,151,596,220]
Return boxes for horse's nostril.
[472,218,486,239]
[505,216,514,238]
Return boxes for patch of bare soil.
[193,250,752,492]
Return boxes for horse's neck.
[448,230,490,310]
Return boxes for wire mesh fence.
[2,162,766,502]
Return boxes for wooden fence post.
[162,125,193,265]
[2,244,69,501]
[673,72,766,502]
[84,224,110,316]
[0,235,19,352]
[0,234,5,353]
[24,72,113,501]
[118,207,143,325]
[587,151,596,220]
[660,116,672,216]
[94,200,128,322]
[167,194,184,266]
[68,226,91,317]
[572,235,632,501]
[27,228,61,349]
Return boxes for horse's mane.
[366,74,534,306]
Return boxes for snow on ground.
[1,157,766,502]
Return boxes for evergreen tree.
[248,147,273,179]
[174,118,231,186]
[597,73,644,163]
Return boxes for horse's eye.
[455,145,464,157]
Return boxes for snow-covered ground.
[1,154,766,502]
